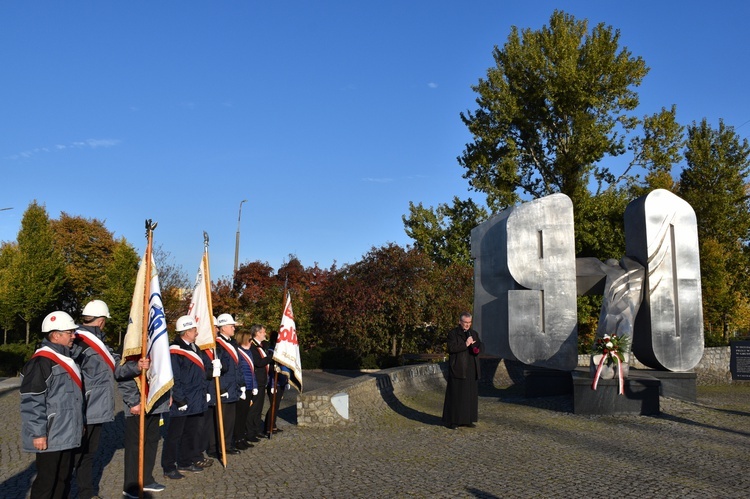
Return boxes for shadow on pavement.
[0,463,36,499]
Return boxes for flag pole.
[138,219,157,499]
[267,277,288,440]
[203,232,227,468]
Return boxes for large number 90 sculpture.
[471,189,704,374]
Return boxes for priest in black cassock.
[442,312,482,429]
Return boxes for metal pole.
[232,199,247,288]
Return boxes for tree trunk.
[26,320,30,344]
[391,336,397,357]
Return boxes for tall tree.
[458,10,648,245]
[10,201,66,344]
[627,105,684,198]
[402,196,488,266]
[101,238,140,345]
[50,213,116,313]
[0,242,20,344]
[678,118,750,342]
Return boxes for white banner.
[188,255,216,351]
[273,291,303,392]
[122,254,174,412]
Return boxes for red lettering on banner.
[279,327,298,345]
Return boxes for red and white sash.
[76,329,116,372]
[238,347,255,371]
[169,345,206,371]
[216,335,239,365]
[33,346,83,390]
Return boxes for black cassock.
[442,325,481,426]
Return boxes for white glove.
[178,404,188,411]
[252,388,258,396]
[212,359,222,378]
[269,388,275,394]
[221,392,229,398]
[286,384,291,391]
[206,393,211,403]
[240,387,247,400]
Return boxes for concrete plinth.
[572,371,660,415]
[523,366,573,397]
[636,369,697,402]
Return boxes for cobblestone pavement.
[2,374,750,499]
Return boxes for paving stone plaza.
[2,372,750,498]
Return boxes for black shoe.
[177,464,204,473]
[206,452,221,459]
[194,458,213,467]
[163,469,185,480]
[226,448,241,455]
[246,436,260,443]
[447,424,458,430]
[273,427,283,433]
[234,440,249,450]
[467,423,477,428]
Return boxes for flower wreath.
[591,333,629,395]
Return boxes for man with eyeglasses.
[442,312,482,430]
[20,311,84,499]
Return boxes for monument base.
[633,368,696,402]
[523,366,573,397]
[572,370,660,415]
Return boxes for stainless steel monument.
[471,189,703,375]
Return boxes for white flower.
[605,341,614,349]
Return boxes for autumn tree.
[101,238,140,345]
[153,245,190,328]
[315,244,472,361]
[9,201,66,343]
[678,119,750,343]
[50,213,116,313]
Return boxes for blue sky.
[2,1,749,281]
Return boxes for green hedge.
[0,343,36,377]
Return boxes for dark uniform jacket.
[215,333,244,402]
[169,336,210,417]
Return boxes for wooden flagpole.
[267,278,288,440]
[203,232,227,467]
[138,219,157,499]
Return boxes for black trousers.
[235,397,252,443]
[73,423,102,499]
[221,401,237,450]
[161,413,202,472]
[247,389,266,437]
[31,449,74,499]
[264,386,285,432]
[204,406,218,455]
[123,413,161,495]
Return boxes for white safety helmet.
[42,311,77,333]
[82,299,111,318]
[175,315,196,333]
[216,313,237,327]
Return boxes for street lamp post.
[233,199,248,288]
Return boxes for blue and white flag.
[122,254,174,412]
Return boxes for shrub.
[0,343,37,377]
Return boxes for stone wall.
[297,363,447,427]
[297,347,734,427]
